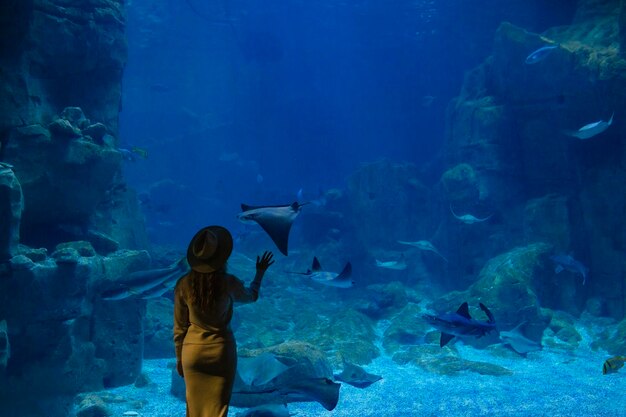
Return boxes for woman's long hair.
[187,265,226,311]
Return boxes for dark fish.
[603,356,626,375]
[550,254,588,285]
[423,302,497,347]
[237,202,305,255]
[290,257,354,288]
[525,44,559,65]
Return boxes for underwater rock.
[51,246,81,264]
[523,194,571,251]
[87,230,120,255]
[347,159,434,253]
[17,244,47,262]
[430,243,553,346]
[76,394,111,417]
[143,298,175,359]
[543,310,582,350]
[440,163,480,204]
[0,164,23,260]
[9,254,36,270]
[49,118,82,138]
[357,281,410,319]
[56,241,97,257]
[382,303,432,355]
[61,107,89,129]
[82,123,108,144]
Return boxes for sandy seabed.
[95,327,626,417]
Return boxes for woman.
[174,225,274,417]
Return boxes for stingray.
[237,202,305,255]
[499,322,542,356]
[290,257,354,288]
[334,360,382,388]
[450,205,493,224]
[238,352,291,386]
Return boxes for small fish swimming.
[498,322,542,356]
[291,257,353,288]
[550,254,588,285]
[450,205,493,224]
[423,302,497,347]
[525,44,559,65]
[375,255,407,270]
[603,356,626,375]
[565,113,614,140]
[237,202,305,256]
[397,240,448,262]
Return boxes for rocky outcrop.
[0,165,23,261]
[441,0,626,316]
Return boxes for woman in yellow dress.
[174,225,274,417]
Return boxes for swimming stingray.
[232,376,340,411]
[498,322,542,357]
[291,257,353,288]
[238,352,291,387]
[237,202,305,255]
[101,257,189,301]
[450,205,493,224]
[397,240,448,262]
[334,359,382,388]
[564,112,614,140]
[375,254,407,270]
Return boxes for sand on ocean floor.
[90,332,626,417]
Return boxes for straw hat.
[186,225,233,273]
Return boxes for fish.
[550,254,588,285]
[564,113,614,140]
[334,358,382,388]
[450,205,493,224]
[603,356,626,375]
[0,320,10,368]
[375,255,407,270]
[423,302,497,347]
[291,257,354,288]
[232,377,340,411]
[525,44,559,65]
[498,322,542,356]
[101,257,189,301]
[237,202,305,256]
[131,146,148,159]
[397,240,448,262]
[238,352,291,387]
[235,404,292,417]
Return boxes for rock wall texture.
[0,2,153,416]
[440,0,626,317]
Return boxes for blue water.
[119,0,575,247]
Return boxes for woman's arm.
[229,251,274,304]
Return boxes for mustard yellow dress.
[174,273,259,417]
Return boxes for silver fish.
[565,113,614,140]
[550,254,588,285]
[499,322,542,356]
[525,44,558,65]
